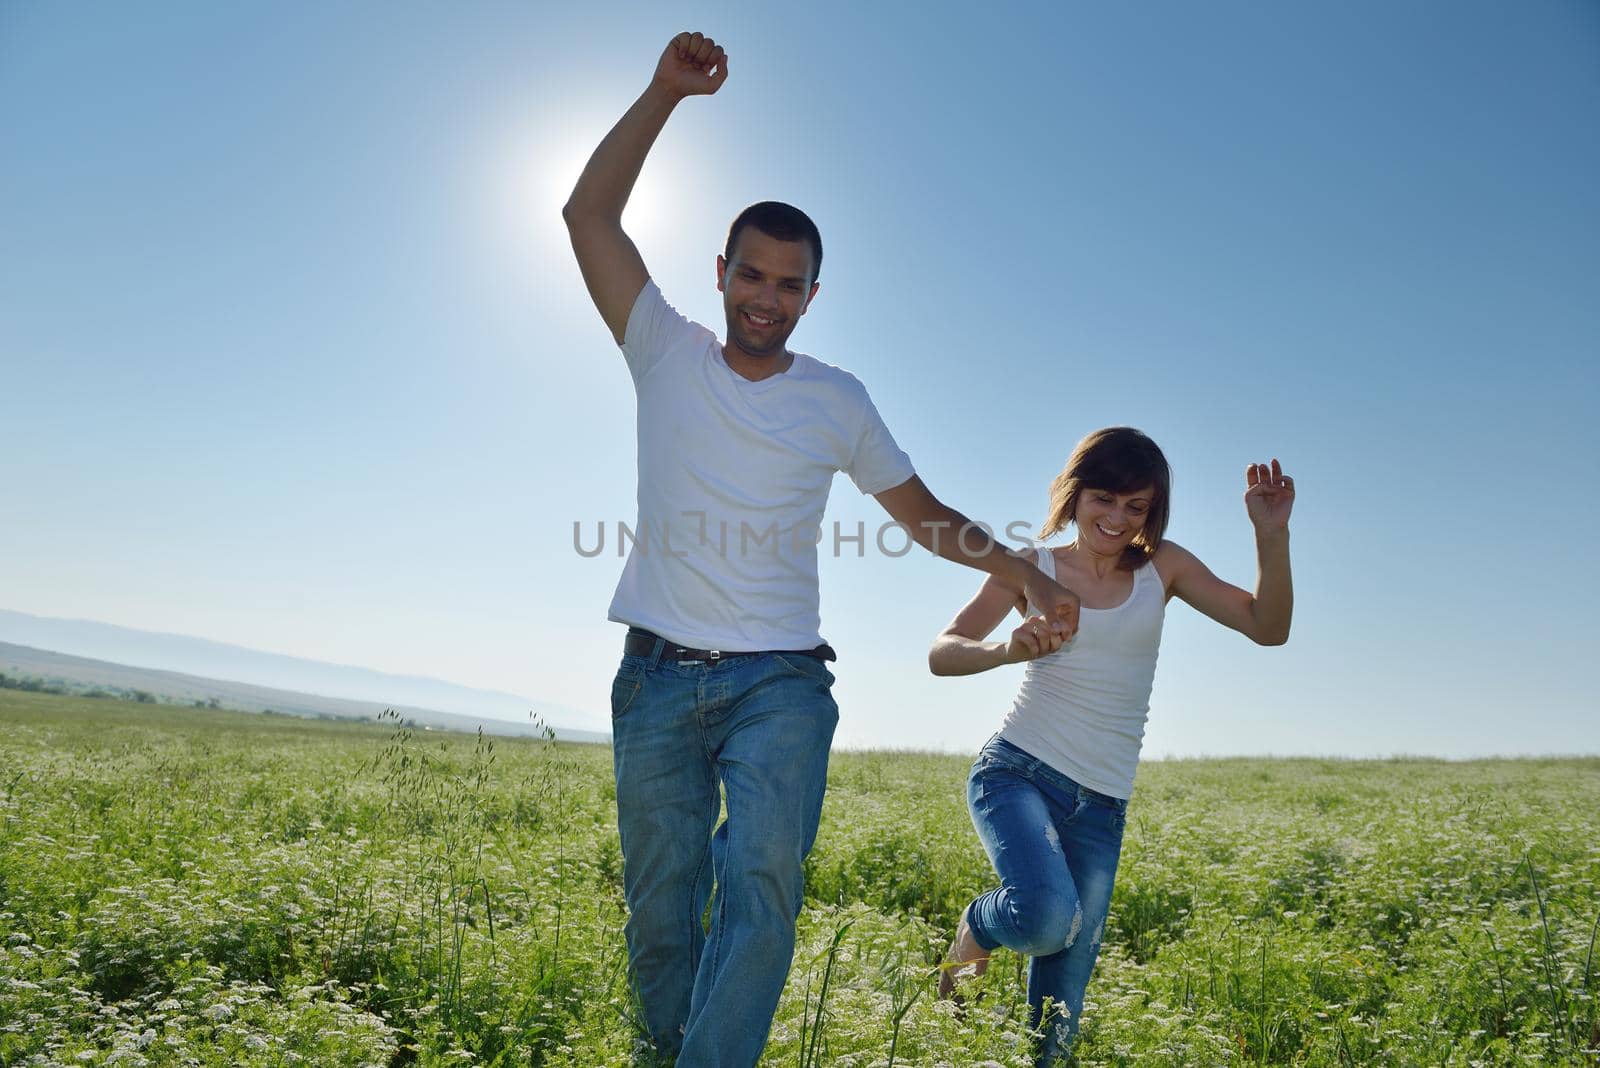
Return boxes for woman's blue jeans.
[610,639,838,1067]
[963,735,1128,1065]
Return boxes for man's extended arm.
[875,476,1081,639]
[562,32,728,343]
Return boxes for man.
[561,31,1080,1067]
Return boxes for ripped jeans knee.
[999,885,1082,957]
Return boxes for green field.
[2,690,1596,1066]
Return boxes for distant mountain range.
[0,608,607,742]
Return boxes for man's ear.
[800,280,820,314]
[716,255,728,293]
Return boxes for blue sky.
[3,1,1596,757]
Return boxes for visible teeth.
[1097,523,1123,536]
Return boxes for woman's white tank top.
[997,545,1166,799]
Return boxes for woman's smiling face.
[1074,486,1154,553]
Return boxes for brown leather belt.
[624,626,836,663]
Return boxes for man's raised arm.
[562,32,728,344]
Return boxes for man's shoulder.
[791,352,871,398]
[630,281,720,359]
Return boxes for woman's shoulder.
[1150,540,1198,592]
[1152,539,1192,563]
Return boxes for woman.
[929,426,1294,1063]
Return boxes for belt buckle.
[707,650,722,661]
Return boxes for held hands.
[1019,570,1080,648]
[653,32,728,98]
[1004,614,1068,664]
[1245,458,1295,532]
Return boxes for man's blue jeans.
[611,637,838,1067]
[963,736,1128,1065]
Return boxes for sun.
[530,122,673,244]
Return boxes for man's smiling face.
[717,228,818,359]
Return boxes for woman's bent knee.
[1008,888,1081,956]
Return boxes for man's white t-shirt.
[607,281,915,651]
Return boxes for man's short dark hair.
[724,201,823,284]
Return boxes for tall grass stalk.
[1583,904,1600,1053]
[1485,928,1513,1029]
[878,936,922,1068]
[1334,1019,1355,1066]
[1523,850,1573,1051]
[1258,935,1269,1065]
[798,919,852,1068]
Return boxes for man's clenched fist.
[653,32,728,98]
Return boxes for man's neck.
[721,342,793,382]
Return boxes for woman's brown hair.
[1040,427,1172,571]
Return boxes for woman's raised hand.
[1004,614,1066,664]
[1245,459,1295,532]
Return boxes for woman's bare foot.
[937,912,991,1003]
